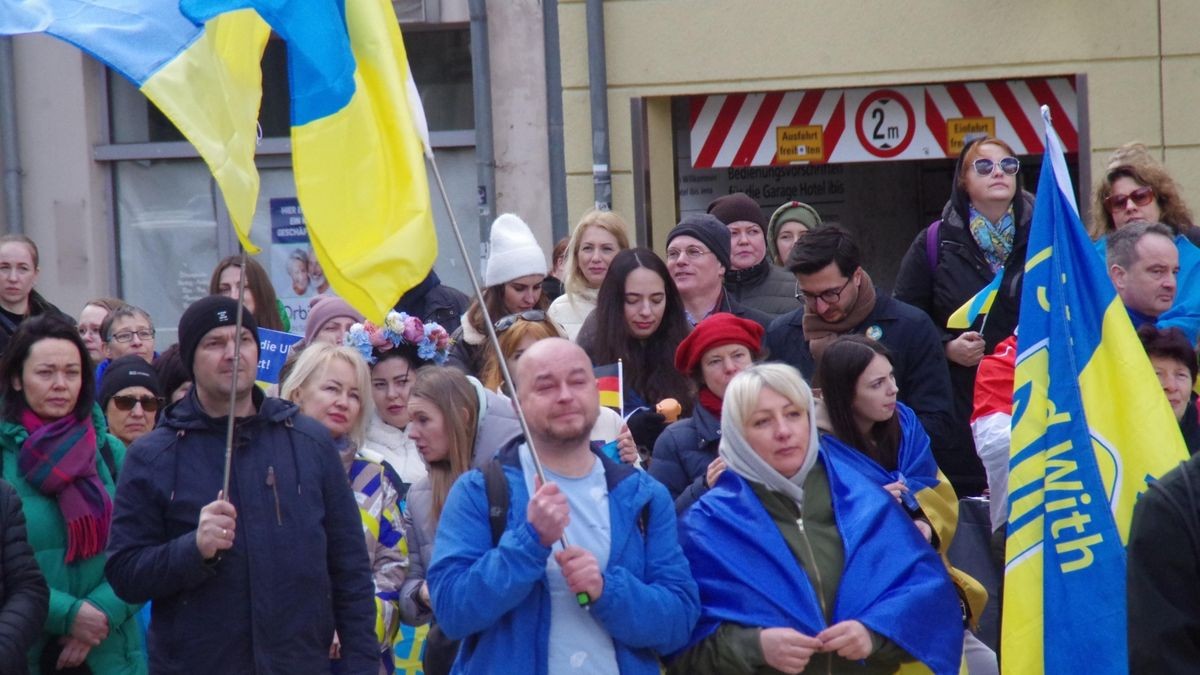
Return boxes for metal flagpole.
[221,248,251,499]
[425,154,592,607]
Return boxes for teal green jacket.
[0,406,146,674]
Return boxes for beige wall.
[10,34,111,313]
[558,0,1200,250]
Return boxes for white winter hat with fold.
[484,213,548,286]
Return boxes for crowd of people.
[0,133,1193,674]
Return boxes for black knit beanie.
[99,354,162,411]
[178,295,260,377]
[667,213,734,270]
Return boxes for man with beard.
[426,338,699,675]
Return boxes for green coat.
[0,406,146,674]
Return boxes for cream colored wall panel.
[1163,146,1200,214]
[1162,55,1200,147]
[1161,0,1200,56]
[562,89,593,178]
[1085,59,1164,151]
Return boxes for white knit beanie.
[484,213,548,286]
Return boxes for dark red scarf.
[698,387,723,418]
[18,410,112,563]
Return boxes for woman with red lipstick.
[0,314,144,673]
[547,210,631,341]
[401,366,522,675]
[281,343,406,674]
[814,335,995,675]
[577,249,693,455]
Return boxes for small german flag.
[594,362,622,413]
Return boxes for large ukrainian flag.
[0,1,269,253]
[1002,107,1187,674]
[184,0,437,323]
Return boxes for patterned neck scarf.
[968,205,1016,272]
[18,409,112,562]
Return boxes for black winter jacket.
[724,258,799,319]
[1128,453,1200,673]
[105,390,376,674]
[892,190,1035,497]
[763,296,964,488]
[650,403,721,513]
[0,479,47,672]
[394,271,470,336]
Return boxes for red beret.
[674,313,765,375]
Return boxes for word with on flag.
[183,0,438,323]
[0,1,270,254]
[594,362,623,416]
[1001,106,1187,675]
[946,267,1003,330]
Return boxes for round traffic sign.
[854,89,915,158]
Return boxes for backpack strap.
[925,219,943,271]
[483,457,509,547]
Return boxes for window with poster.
[97,22,476,344]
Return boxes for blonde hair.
[722,363,814,438]
[409,367,479,524]
[280,342,373,446]
[480,317,565,391]
[562,209,632,295]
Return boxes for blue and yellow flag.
[184,0,437,323]
[1002,107,1187,674]
[0,1,269,253]
[946,267,1003,330]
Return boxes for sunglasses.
[1103,186,1156,213]
[110,394,163,413]
[972,157,1020,177]
[494,310,547,333]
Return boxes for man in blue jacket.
[427,338,700,675]
[104,295,376,674]
[764,226,963,493]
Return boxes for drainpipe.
[585,0,610,211]
[0,37,23,234]
[542,0,568,240]
[469,0,496,267]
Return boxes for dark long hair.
[208,256,284,331]
[0,314,95,422]
[814,335,900,469]
[464,283,549,337]
[580,248,693,414]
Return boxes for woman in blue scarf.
[814,335,994,674]
[669,363,961,675]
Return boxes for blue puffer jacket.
[427,438,700,675]
[105,389,376,674]
[650,403,720,514]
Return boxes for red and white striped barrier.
[689,76,1078,168]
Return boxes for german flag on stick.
[594,360,623,417]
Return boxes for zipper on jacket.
[267,466,282,525]
[796,512,833,675]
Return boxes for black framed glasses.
[795,276,853,306]
[110,395,164,413]
[110,329,155,343]
[972,156,1020,177]
[494,310,547,333]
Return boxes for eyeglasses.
[110,395,163,413]
[665,246,713,262]
[795,276,853,306]
[110,329,155,343]
[494,310,547,333]
[1104,186,1156,213]
[972,156,1021,177]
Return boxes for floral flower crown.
[344,310,451,366]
